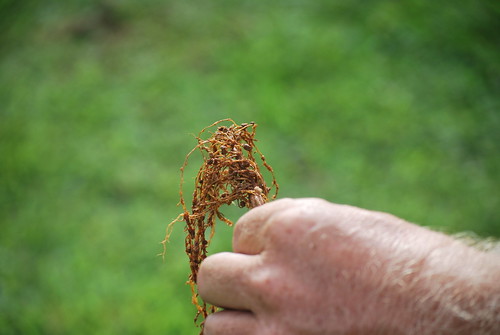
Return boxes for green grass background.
[1,0,499,334]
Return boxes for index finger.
[233,198,296,254]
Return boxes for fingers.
[233,198,296,254]
[198,252,259,310]
[203,310,256,335]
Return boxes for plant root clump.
[162,118,278,331]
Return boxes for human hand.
[198,198,500,334]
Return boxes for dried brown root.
[161,119,278,330]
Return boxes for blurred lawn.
[1,0,499,334]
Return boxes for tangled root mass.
[162,119,278,329]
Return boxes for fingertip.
[233,198,297,254]
[203,310,256,335]
[198,252,258,310]
[198,252,231,297]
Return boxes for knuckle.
[246,265,284,308]
[266,206,315,242]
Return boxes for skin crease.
[197,198,500,335]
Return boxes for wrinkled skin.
[198,198,500,335]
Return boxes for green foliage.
[1,0,499,334]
